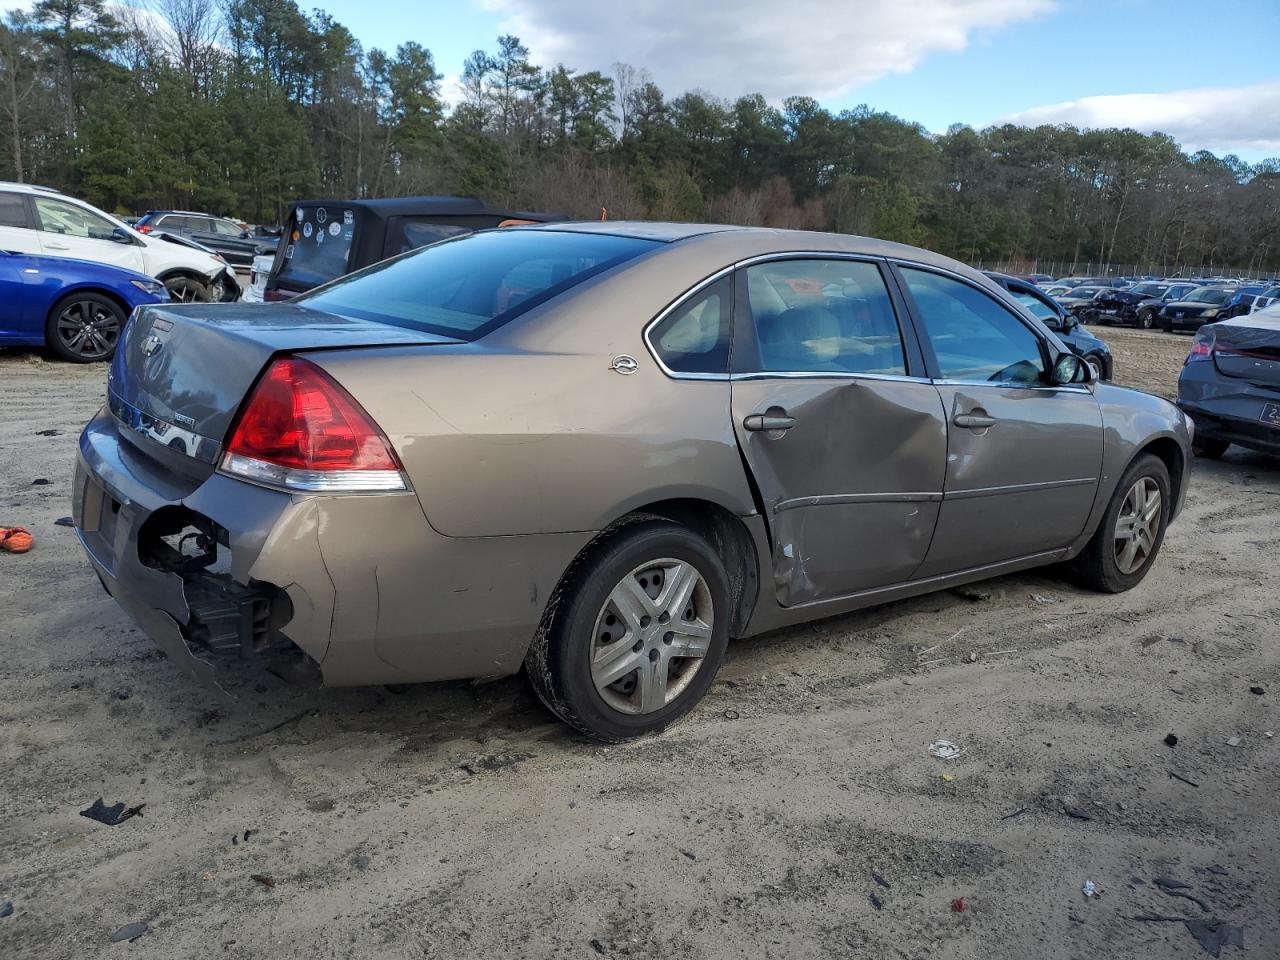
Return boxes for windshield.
[300,229,660,341]
[1186,287,1231,305]
[1131,283,1168,297]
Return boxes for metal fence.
[972,260,1277,281]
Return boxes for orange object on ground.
[0,526,34,553]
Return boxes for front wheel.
[45,293,125,362]
[526,519,731,742]
[1066,453,1171,593]
[163,276,211,303]
[1083,353,1106,381]
[1137,308,1156,330]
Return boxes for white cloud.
[479,0,1054,101]
[996,81,1280,157]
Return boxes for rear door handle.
[953,413,996,429]
[743,414,797,432]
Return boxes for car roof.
[143,210,224,217]
[0,180,63,195]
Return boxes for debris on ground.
[606,836,622,850]
[869,892,883,911]
[30,478,50,486]
[1155,877,1211,912]
[1082,880,1097,899]
[940,772,956,782]
[35,428,61,436]
[1225,736,1241,748]
[928,740,964,761]
[679,849,697,861]
[0,526,34,554]
[109,922,149,942]
[951,897,967,913]
[1000,807,1027,820]
[458,752,533,775]
[1165,733,1179,747]
[1029,593,1058,605]
[872,872,891,889]
[54,516,73,527]
[0,901,12,918]
[1134,916,1244,957]
[1249,686,1265,696]
[1169,771,1201,788]
[916,628,965,666]
[722,709,740,720]
[1065,807,1093,821]
[80,798,145,826]
[250,874,275,888]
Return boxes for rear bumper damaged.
[74,407,593,689]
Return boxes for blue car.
[0,250,169,362]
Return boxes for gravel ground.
[1,331,1277,960]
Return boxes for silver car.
[74,223,1192,741]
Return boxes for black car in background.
[263,196,563,300]
[1177,308,1280,458]
[1159,285,1266,333]
[1094,280,1200,329]
[985,272,1113,380]
[134,210,279,267]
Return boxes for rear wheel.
[164,275,211,303]
[45,292,125,362]
[1067,453,1170,593]
[1193,435,1230,459]
[526,518,731,742]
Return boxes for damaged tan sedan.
[75,223,1192,740]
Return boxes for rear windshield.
[276,205,358,289]
[299,229,660,341]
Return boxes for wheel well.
[46,287,130,330]
[156,269,208,286]
[614,499,760,637]
[1136,437,1185,511]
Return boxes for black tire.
[164,275,211,303]
[1083,352,1107,381]
[44,292,126,363]
[1193,435,1230,459]
[526,518,731,742]
[1067,453,1171,593]
[1137,308,1156,330]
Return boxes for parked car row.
[1030,272,1275,333]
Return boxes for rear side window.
[649,276,731,374]
[742,259,906,375]
[392,220,474,255]
[901,268,1046,384]
[300,229,659,341]
[0,192,29,228]
[212,219,243,237]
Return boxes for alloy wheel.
[1113,477,1162,575]
[55,300,120,360]
[590,558,714,715]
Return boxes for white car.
[241,252,275,303]
[0,182,237,301]
[1251,284,1280,313]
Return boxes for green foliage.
[0,3,1276,272]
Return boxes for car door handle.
[953,413,996,429]
[743,414,797,433]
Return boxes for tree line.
[2,0,1278,274]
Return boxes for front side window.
[901,267,1046,384]
[301,229,659,341]
[34,197,116,241]
[649,276,731,374]
[212,219,243,237]
[1012,290,1059,322]
[742,259,906,375]
[0,192,28,228]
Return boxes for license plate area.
[79,475,123,572]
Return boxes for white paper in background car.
[343,210,354,225]
[303,222,313,238]
[284,244,294,259]
[328,222,340,237]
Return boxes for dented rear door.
[729,257,947,607]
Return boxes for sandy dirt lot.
[1,328,1277,959]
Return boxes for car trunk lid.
[1211,318,1280,387]
[108,303,459,462]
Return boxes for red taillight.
[221,357,405,492]
[1185,335,1214,365]
[137,225,152,233]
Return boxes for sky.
[6,0,1278,161]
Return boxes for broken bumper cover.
[73,406,593,688]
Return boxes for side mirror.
[110,226,136,245]
[1061,314,1079,332]
[1052,353,1087,385]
